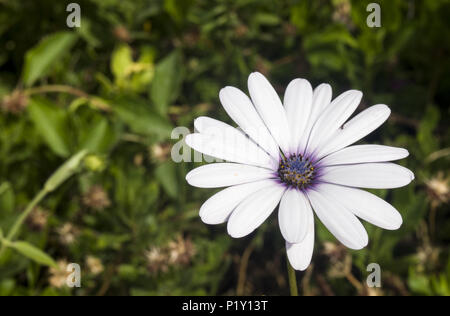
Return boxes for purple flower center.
[278,154,316,189]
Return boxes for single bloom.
[185,72,414,271]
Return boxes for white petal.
[320,145,409,166]
[317,104,391,158]
[310,84,333,122]
[286,212,315,271]
[219,87,280,159]
[283,79,313,153]
[199,180,276,224]
[186,163,275,188]
[186,132,274,169]
[300,83,332,153]
[321,163,415,189]
[318,183,403,230]
[248,72,291,154]
[306,90,362,154]
[227,183,285,238]
[194,116,229,135]
[307,189,368,250]
[278,189,312,243]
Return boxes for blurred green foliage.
[0,0,449,296]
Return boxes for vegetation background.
[0,0,449,296]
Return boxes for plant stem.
[25,85,90,98]
[236,242,255,295]
[287,259,298,296]
[0,189,48,258]
[345,272,363,293]
[24,84,110,111]
[0,182,10,196]
[0,150,87,260]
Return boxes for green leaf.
[408,268,433,296]
[111,44,133,83]
[0,182,10,196]
[290,0,309,32]
[307,50,344,71]
[0,279,15,296]
[155,161,178,198]
[78,118,114,153]
[22,32,77,87]
[11,241,57,268]
[253,13,280,26]
[44,150,88,192]
[417,105,439,155]
[76,18,100,48]
[0,182,14,214]
[28,97,71,157]
[118,264,139,280]
[112,97,173,139]
[151,51,182,115]
[303,27,358,50]
[164,0,193,24]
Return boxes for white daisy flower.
[185,72,414,271]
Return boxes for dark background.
[0,0,449,295]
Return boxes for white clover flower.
[185,72,414,271]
